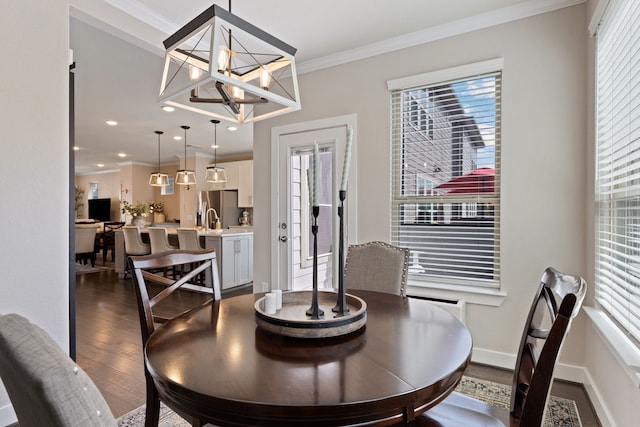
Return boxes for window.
[595,0,640,346]
[388,60,502,288]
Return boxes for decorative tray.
[254,290,367,338]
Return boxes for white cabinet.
[205,233,253,290]
[237,160,253,207]
[205,162,239,191]
[221,234,252,289]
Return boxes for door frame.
[270,114,358,290]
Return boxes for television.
[88,198,111,222]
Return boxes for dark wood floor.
[75,269,600,425]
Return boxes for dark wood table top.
[145,290,472,426]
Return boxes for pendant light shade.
[205,119,227,183]
[149,131,169,186]
[175,125,197,186]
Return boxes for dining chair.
[401,267,587,427]
[344,241,410,296]
[100,221,125,264]
[129,249,222,427]
[0,313,117,427]
[75,224,99,267]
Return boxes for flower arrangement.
[149,202,164,214]
[121,201,149,217]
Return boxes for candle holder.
[333,190,350,315]
[306,206,324,319]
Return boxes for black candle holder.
[333,190,350,315]
[306,206,324,319]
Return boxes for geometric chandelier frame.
[159,4,301,124]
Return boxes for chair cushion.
[0,313,117,427]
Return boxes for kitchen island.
[114,227,253,289]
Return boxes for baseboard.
[0,403,17,427]
[472,347,585,383]
[582,369,617,427]
[472,347,615,427]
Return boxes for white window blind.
[595,0,640,344]
[390,66,501,288]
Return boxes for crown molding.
[297,0,586,75]
[102,0,586,75]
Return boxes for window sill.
[406,280,506,306]
[584,306,640,388]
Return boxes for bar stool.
[177,228,206,283]
[122,226,151,277]
[148,227,179,278]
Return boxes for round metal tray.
[254,290,367,338]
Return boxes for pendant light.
[175,125,197,187]
[149,131,169,186]
[205,119,227,183]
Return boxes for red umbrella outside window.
[434,167,495,194]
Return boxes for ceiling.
[71,0,573,175]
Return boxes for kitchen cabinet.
[204,232,253,290]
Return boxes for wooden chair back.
[344,241,410,296]
[511,267,586,425]
[129,249,221,345]
[404,267,586,427]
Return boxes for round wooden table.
[145,290,472,426]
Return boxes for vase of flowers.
[122,201,149,228]
[150,202,165,224]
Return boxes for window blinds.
[390,69,501,288]
[595,0,640,343]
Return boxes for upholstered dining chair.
[401,267,587,427]
[75,224,99,267]
[148,226,178,254]
[344,241,410,296]
[129,249,222,427]
[0,313,117,427]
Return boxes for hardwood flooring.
[75,269,600,425]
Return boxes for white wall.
[256,2,589,365]
[0,0,70,423]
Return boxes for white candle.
[273,289,282,310]
[340,128,353,192]
[313,143,319,207]
[264,292,277,314]
[307,168,313,206]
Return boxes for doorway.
[271,115,357,291]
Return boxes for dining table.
[144,289,473,426]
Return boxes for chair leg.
[144,374,161,427]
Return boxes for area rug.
[75,262,112,275]
[116,376,582,426]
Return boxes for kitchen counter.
[115,227,253,289]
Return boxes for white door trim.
[270,114,358,290]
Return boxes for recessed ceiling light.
[173,136,182,141]
[73,146,79,151]
[118,153,126,158]
[97,163,105,168]
[161,106,175,112]
[106,120,118,126]
[211,144,219,149]
[227,126,238,131]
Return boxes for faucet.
[205,208,219,231]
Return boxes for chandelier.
[159,2,301,124]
